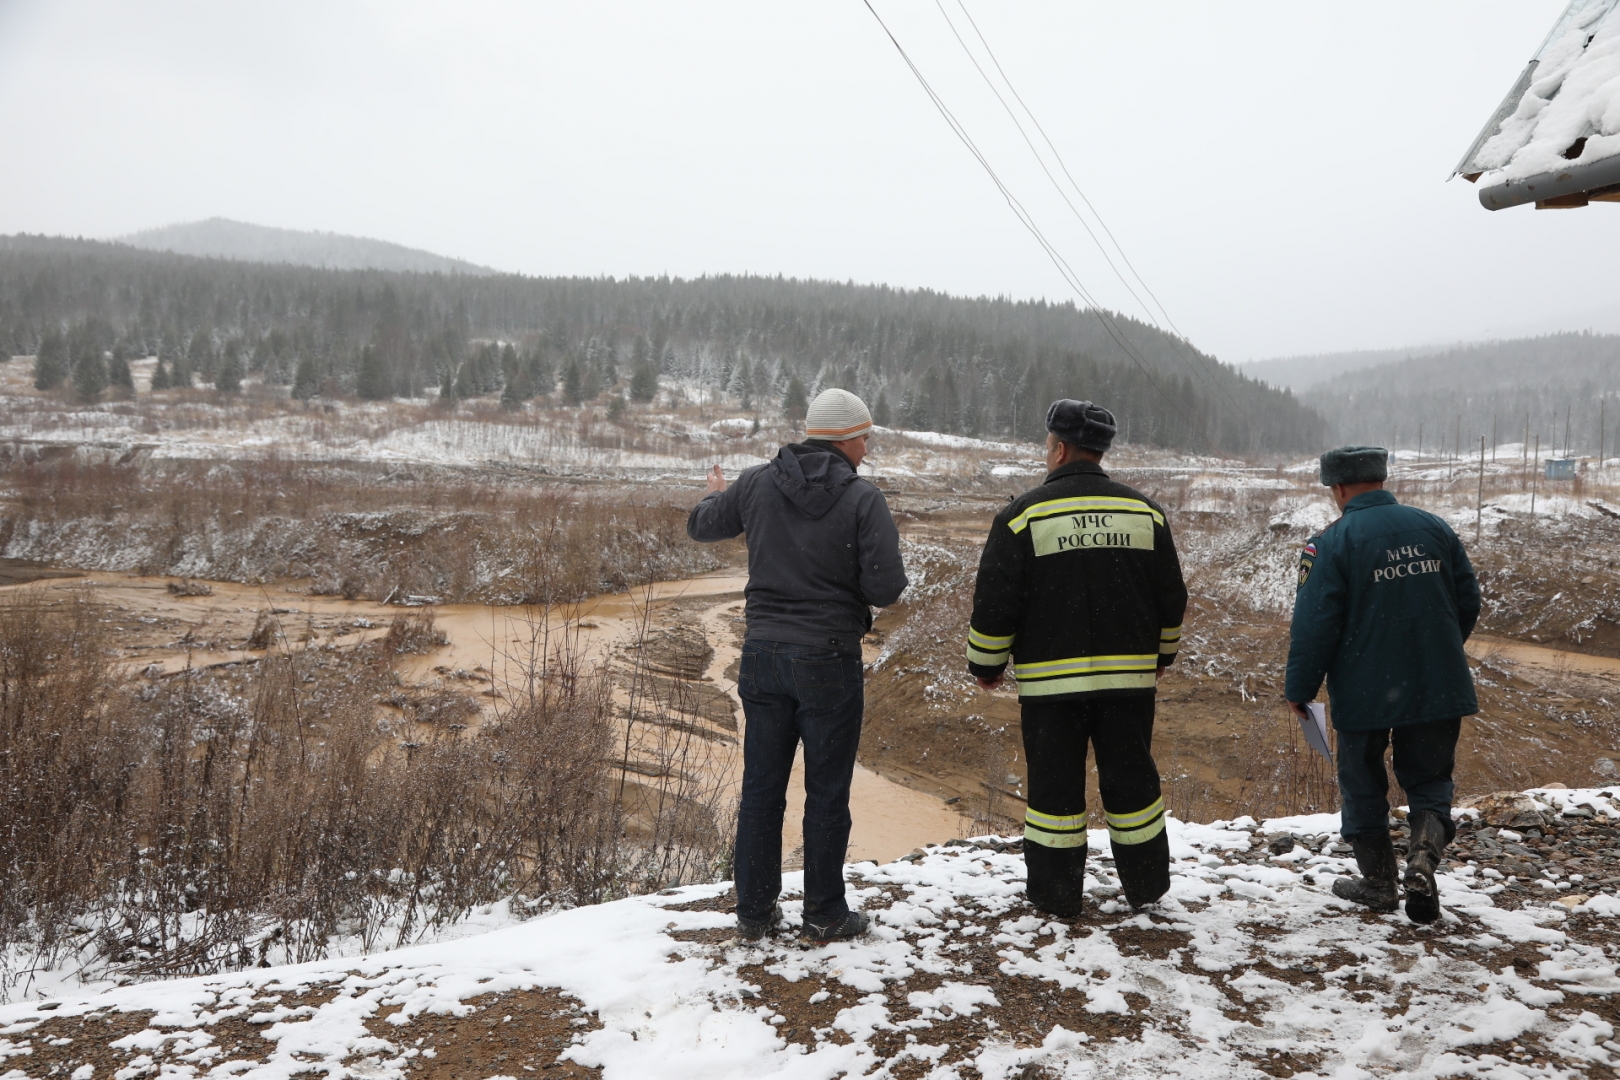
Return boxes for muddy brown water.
[1,568,967,865]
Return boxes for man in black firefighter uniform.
[967,400,1188,914]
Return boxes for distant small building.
[1454,0,1620,210]
[1547,458,1578,480]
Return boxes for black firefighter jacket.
[967,460,1188,701]
[687,442,907,655]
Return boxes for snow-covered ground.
[7,790,1620,1079]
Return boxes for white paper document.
[1300,703,1333,764]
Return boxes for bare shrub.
[383,609,448,654]
[0,589,135,971]
[0,590,736,998]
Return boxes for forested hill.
[123,218,496,276]
[0,234,1319,454]
[1304,333,1620,454]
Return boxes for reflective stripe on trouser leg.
[1104,797,1171,907]
[1105,797,1166,845]
[1024,807,1088,849]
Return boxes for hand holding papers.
[1299,702,1333,764]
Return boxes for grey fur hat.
[1319,445,1389,486]
[1045,399,1117,453]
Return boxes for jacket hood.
[769,442,859,520]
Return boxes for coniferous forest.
[0,234,1321,454]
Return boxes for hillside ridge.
[120,217,496,276]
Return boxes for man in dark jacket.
[967,400,1188,914]
[1286,445,1481,924]
[687,388,907,943]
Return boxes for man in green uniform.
[967,400,1188,915]
[1286,446,1480,924]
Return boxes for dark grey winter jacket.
[686,442,907,654]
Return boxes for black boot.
[1024,841,1088,917]
[1403,811,1451,925]
[1332,833,1398,912]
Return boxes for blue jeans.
[1337,718,1461,841]
[734,639,864,924]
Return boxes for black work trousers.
[1020,695,1170,912]
[1335,717,1461,843]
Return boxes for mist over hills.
[1303,333,1620,455]
[1240,345,1454,393]
[121,218,496,277]
[0,233,1320,454]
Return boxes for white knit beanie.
[804,388,872,442]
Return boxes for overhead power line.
[936,0,1247,421]
[857,0,1211,448]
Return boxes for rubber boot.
[1024,841,1088,917]
[1403,810,1451,925]
[1331,833,1399,912]
[1114,828,1172,910]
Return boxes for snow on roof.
[1455,0,1620,209]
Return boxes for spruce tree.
[783,376,808,421]
[607,394,627,421]
[500,365,532,409]
[630,360,659,403]
[292,356,320,400]
[524,349,552,400]
[356,345,391,400]
[187,330,215,383]
[72,348,108,402]
[33,330,67,390]
[150,359,171,391]
[107,348,135,397]
[215,350,243,392]
[873,390,890,427]
[563,359,584,405]
[437,363,457,407]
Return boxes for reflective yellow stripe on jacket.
[1024,807,1088,849]
[1106,798,1167,845]
[1007,496,1164,534]
[1159,625,1182,658]
[966,625,1015,667]
[1012,653,1158,697]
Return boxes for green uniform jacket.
[1284,490,1481,731]
[966,460,1188,702]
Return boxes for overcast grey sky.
[0,1,1608,360]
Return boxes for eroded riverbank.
[1,566,967,865]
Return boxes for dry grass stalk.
[0,583,737,999]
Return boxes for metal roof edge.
[1478,151,1620,209]
[1453,0,1620,180]
[1453,59,1540,179]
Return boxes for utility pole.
[1458,414,1470,482]
[1477,435,1486,544]
[1531,434,1540,516]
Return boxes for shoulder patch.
[1297,539,1317,589]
